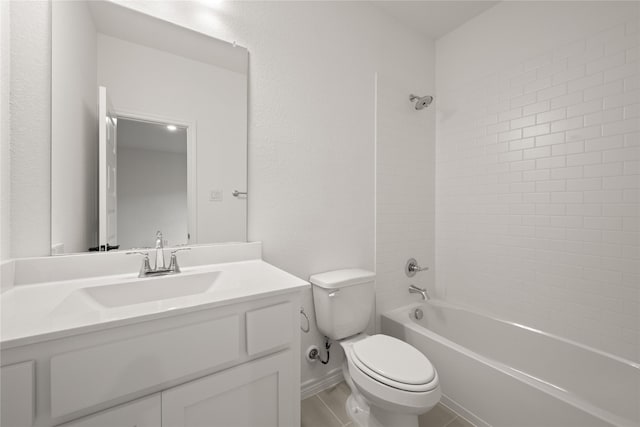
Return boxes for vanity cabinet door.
[56,395,160,427]
[162,350,295,427]
[0,361,35,427]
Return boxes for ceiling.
[373,1,499,40]
[118,119,188,154]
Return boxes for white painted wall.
[436,2,640,361]
[0,0,10,261]
[6,1,51,258]
[51,0,98,254]
[117,147,188,249]
[97,33,247,244]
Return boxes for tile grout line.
[444,414,476,427]
[315,392,347,426]
[440,401,476,427]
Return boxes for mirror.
[115,117,189,250]
[51,0,248,254]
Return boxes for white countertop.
[1,259,308,349]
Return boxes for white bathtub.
[382,301,639,427]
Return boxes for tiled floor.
[301,381,475,427]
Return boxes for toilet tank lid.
[309,269,375,289]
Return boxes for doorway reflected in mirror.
[117,118,189,250]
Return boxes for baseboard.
[300,368,344,400]
[441,394,490,427]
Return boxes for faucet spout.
[155,231,165,270]
[408,284,430,300]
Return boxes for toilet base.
[370,405,419,427]
[345,394,371,427]
[345,393,419,427]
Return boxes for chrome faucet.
[409,284,430,300]
[127,231,190,277]
[405,258,429,277]
[154,231,166,270]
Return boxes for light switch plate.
[209,190,223,202]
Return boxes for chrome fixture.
[409,285,430,301]
[405,258,429,277]
[409,94,434,110]
[413,307,424,320]
[305,337,331,365]
[128,231,191,277]
[154,231,166,270]
[306,345,320,362]
[300,307,311,333]
[232,190,247,197]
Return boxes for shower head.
[409,94,434,110]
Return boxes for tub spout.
[409,284,430,300]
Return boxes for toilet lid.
[352,335,435,386]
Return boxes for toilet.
[310,269,441,427]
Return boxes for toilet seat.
[350,335,438,392]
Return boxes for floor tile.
[445,416,476,427]
[418,403,457,427]
[316,381,351,424]
[301,395,343,427]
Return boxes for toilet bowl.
[309,269,441,427]
[340,334,441,427]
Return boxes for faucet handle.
[170,247,191,255]
[127,251,152,277]
[168,249,190,273]
[126,250,149,257]
[405,258,429,277]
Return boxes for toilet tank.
[310,269,376,340]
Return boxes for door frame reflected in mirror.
[111,108,197,249]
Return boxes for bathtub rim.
[386,299,639,370]
[382,300,639,427]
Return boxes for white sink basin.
[80,271,222,308]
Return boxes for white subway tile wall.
[436,20,639,361]
[376,76,436,327]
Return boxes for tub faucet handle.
[406,258,429,277]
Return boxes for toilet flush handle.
[328,289,340,298]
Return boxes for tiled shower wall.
[436,18,639,361]
[376,74,436,327]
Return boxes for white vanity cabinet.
[0,361,35,427]
[59,350,295,427]
[57,395,161,427]
[0,292,302,427]
[162,350,295,427]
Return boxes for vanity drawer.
[246,302,293,355]
[50,315,240,418]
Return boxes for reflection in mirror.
[117,118,189,250]
[51,0,248,255]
